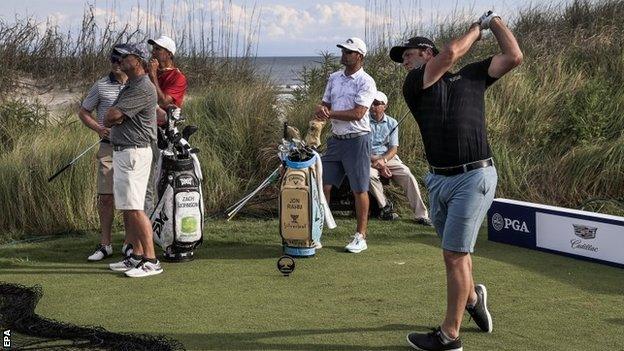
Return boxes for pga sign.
[488,198,624,268]
[491,212,529,233]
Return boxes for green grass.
[1,219,623,350]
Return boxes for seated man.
[369,91,431,225]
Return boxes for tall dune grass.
[0,81,281,238]
[1,0,624,239]
[0,2,260,94]
[286,0,624,215]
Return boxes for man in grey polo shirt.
[314,37,377,253]
[79,44,129,261]
[103,43,162,278]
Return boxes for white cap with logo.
[337,37,367,56]
[374,91,388,105]
[148,35,177,56]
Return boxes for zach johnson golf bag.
[150,107,204,261]
[278,123,335,257]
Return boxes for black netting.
[0,282,185,351]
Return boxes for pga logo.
[491,213,529,233]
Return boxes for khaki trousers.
[369,155,428,219]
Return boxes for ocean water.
[252,56,325,87]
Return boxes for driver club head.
[171,133,182,144]
[182,125,199,141]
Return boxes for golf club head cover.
[305,119,326,148]
[286,126,301,140]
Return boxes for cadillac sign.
[573,224,597,239]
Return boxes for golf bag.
[150,108,204,261]
[278,123,335,257]
[279,154,323,257]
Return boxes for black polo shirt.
[403,57,497,167]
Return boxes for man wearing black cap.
[391,11,523,351]
[104,43,162,278]
[79,44,129,261]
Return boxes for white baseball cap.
[148,35,177,56]
[337,37,367,56]
[374,91,388,105]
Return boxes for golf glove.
[478,11,500,30]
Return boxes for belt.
[100,139,111,144]
[332,131,369,140]
[112,144,149,152]
[429,158,493,176]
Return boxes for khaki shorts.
[113,147,153,210]
[97,142,114,195]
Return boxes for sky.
[1,0,572,56]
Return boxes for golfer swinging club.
[390,11,523,350]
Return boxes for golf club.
[48,140,101,182]
[383,110,410,144]
[226,167,281,220]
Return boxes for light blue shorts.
[425,166,497,253]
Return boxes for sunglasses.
[372,101,385,106]
[110,57,122,64]
[341,49,357,55]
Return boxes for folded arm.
[103,107,125,128]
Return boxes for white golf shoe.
[109,256,142,272]
[345,233,367,253]
[121,243,133,258]
[87,244,112,261]
[125,260,163,278]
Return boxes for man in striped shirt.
[78,44,129,261]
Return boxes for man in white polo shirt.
[314,37,377,253]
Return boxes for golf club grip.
[283,122,288,139]
[48,163,73,182]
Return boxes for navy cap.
[114,43,151,63]
[111,43,131,61]
[389,37,439,63]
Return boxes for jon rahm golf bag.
[150,108,204,261]
[278,124,335,257]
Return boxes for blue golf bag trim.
[279,154,323,257]
[284,156,316,170]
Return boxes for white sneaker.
[314,241,323,249]
[109,256,142,272]
[121,243,133,258]
[345,233,367,253]
[125,260,163,278]
[87,244,112,261]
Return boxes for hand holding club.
[478,11,500,30]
